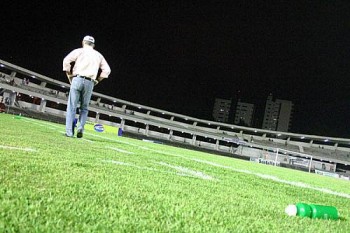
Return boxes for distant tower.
[234,100,255,126]
[212,98,232,123]
[262,94,293,132]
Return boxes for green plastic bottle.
[285,203,339,220]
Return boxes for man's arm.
[63,49,81,83]
[96,56,111,85]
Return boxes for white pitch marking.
[157,161,216,181]
[191,158,350,199]
[0,145,36,152]
[81,138,94,143]
[18,117,350,198]
[129,146,350,199]
[83,132,139,147]
[102,159,215,181]
[23,118,62,129]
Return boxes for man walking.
[63,35,111,138]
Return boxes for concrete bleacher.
[1,58,350,177]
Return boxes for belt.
[75,75,94,82]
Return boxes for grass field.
[0,113,349,232]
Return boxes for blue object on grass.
[118,128,123,136]
[94,124,104,132]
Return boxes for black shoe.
[77,131,83,138]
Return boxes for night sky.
[2,1,350,137]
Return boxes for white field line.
[105,146,134,154]
[191,158,350,199]
[0,145,37,152]
[23,118,62,129]
[126,147,350,199]
[125,145,350,199]
[82,138,94,143]
[102,159,215,181]
[157,161,216,181]
[18,118,350,198]
[83,132,140,147]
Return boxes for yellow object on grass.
[84,121,119,135]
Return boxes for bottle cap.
[285,204,297,216]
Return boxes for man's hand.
[96,76,106,83]
[66,71,73,84]
[93,77,103,86]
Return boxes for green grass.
[0,113,349,232]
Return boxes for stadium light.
[0,64,4,67]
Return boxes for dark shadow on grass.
[70,162,94,169]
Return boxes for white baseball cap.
[83,35,95,44]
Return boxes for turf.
[0,113,349,232]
